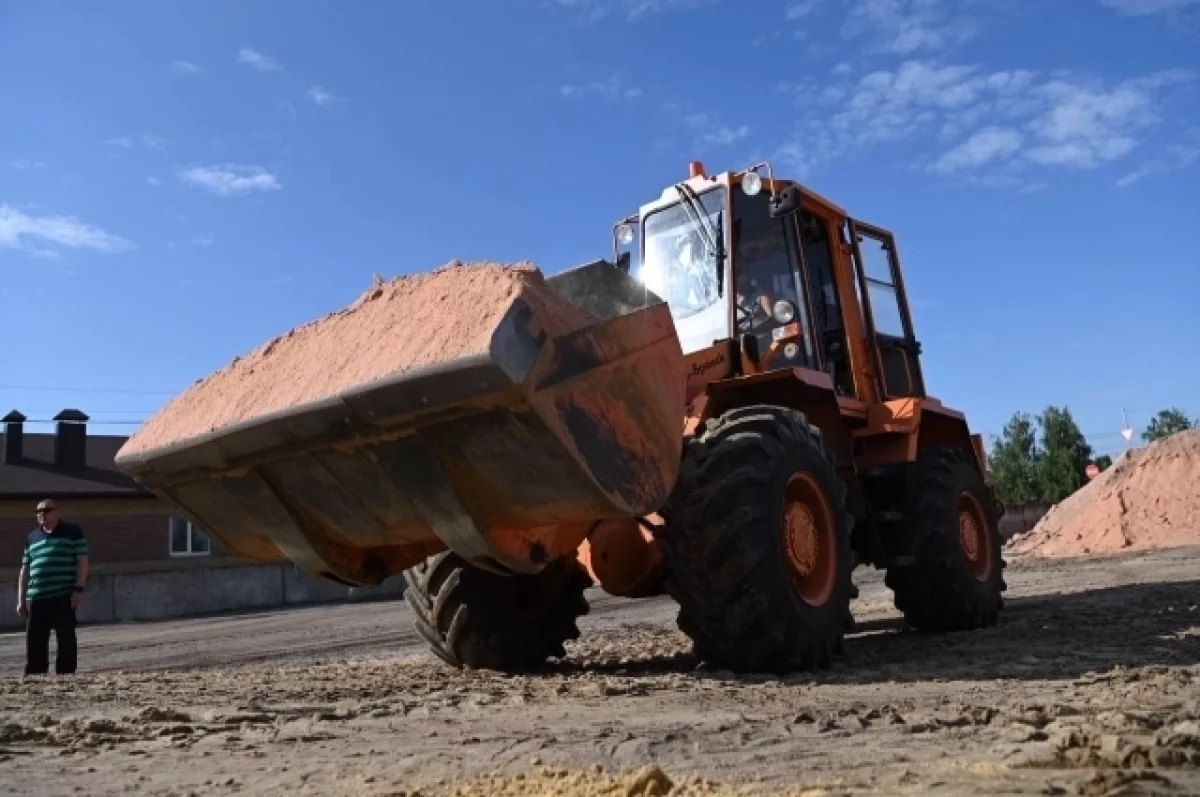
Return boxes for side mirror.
[768,185,801,218]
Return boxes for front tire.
[659,405,854,674]
[885,446,1006,631]
[403,551,591,672]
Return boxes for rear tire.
[659,405,854,674]
[885,446,1006,631]
[404,551,591,672]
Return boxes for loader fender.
[851,398,985,475]
[691,367,855,476]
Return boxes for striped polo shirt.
[22,523,88,600]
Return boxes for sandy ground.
[1,546,1198,796]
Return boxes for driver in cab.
[735,268,776,332]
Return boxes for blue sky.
[2,0,1198,460]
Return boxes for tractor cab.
[616,160,923,402]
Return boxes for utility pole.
[1120,408,1133,455]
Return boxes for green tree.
[989,406,1097,505]
[988,412,1042,504]
[1036,405,1093,503]
[1142,407,1195,442]
[1093,454,1113,472]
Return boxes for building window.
[169,516,212,557]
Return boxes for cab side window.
[799,212,853,396]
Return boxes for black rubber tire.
[885,446,1007,632]
[403,551,591,672]
[658,405,854,674]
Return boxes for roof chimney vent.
[2,410,26,465]
[53,409,89,471]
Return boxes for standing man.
[16,499,89,675]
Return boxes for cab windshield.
[635,187,728,353]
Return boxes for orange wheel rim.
[782,473,838,607]
[957,491,992,581]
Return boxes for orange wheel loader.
[114,159,1006,675]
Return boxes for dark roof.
[0,431,153,500]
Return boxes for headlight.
[772,299,796,324]
[741,172,763,197]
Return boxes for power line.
[20,408,159,412]
[0,384,178,395]
[20,409,158,415]
[20,419,146,426]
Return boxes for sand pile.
[1005,429,1200,558]
[121,261,597,457]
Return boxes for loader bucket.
[114,260,687,586]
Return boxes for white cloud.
[560,73,643,101]
[103,134,165,151]
[179,164,281,197]
[307,85,346,107]
[1099,0,1200,14]
[841,0,980,55]
[170,60,202,76]
[550,0,718,23]
[785,0,824,19]
[0,204,133,255]
[8,159,45,170]
[167,235,216,250]
[775,59,1195,186]
[626,0,717,18]
[237,47,281,72]
[146,176,162,187]
[684,112,750,147]
[705,125,751,146]
[1026,70,1194,168]
[1116,128,1200,186]
[932,126,1023,173]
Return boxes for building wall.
[0,513,185,569]
[0,508,409,630]
[0,561,407,630]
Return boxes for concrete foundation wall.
[999,503,1052,541]
[0,562,406,631]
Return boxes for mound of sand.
[120,261,597,458]
[1005,429,1200,558]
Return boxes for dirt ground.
[1,546,1197,797]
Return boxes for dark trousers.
[25,593,77,675]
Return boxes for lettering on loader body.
[690,352,726,377]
